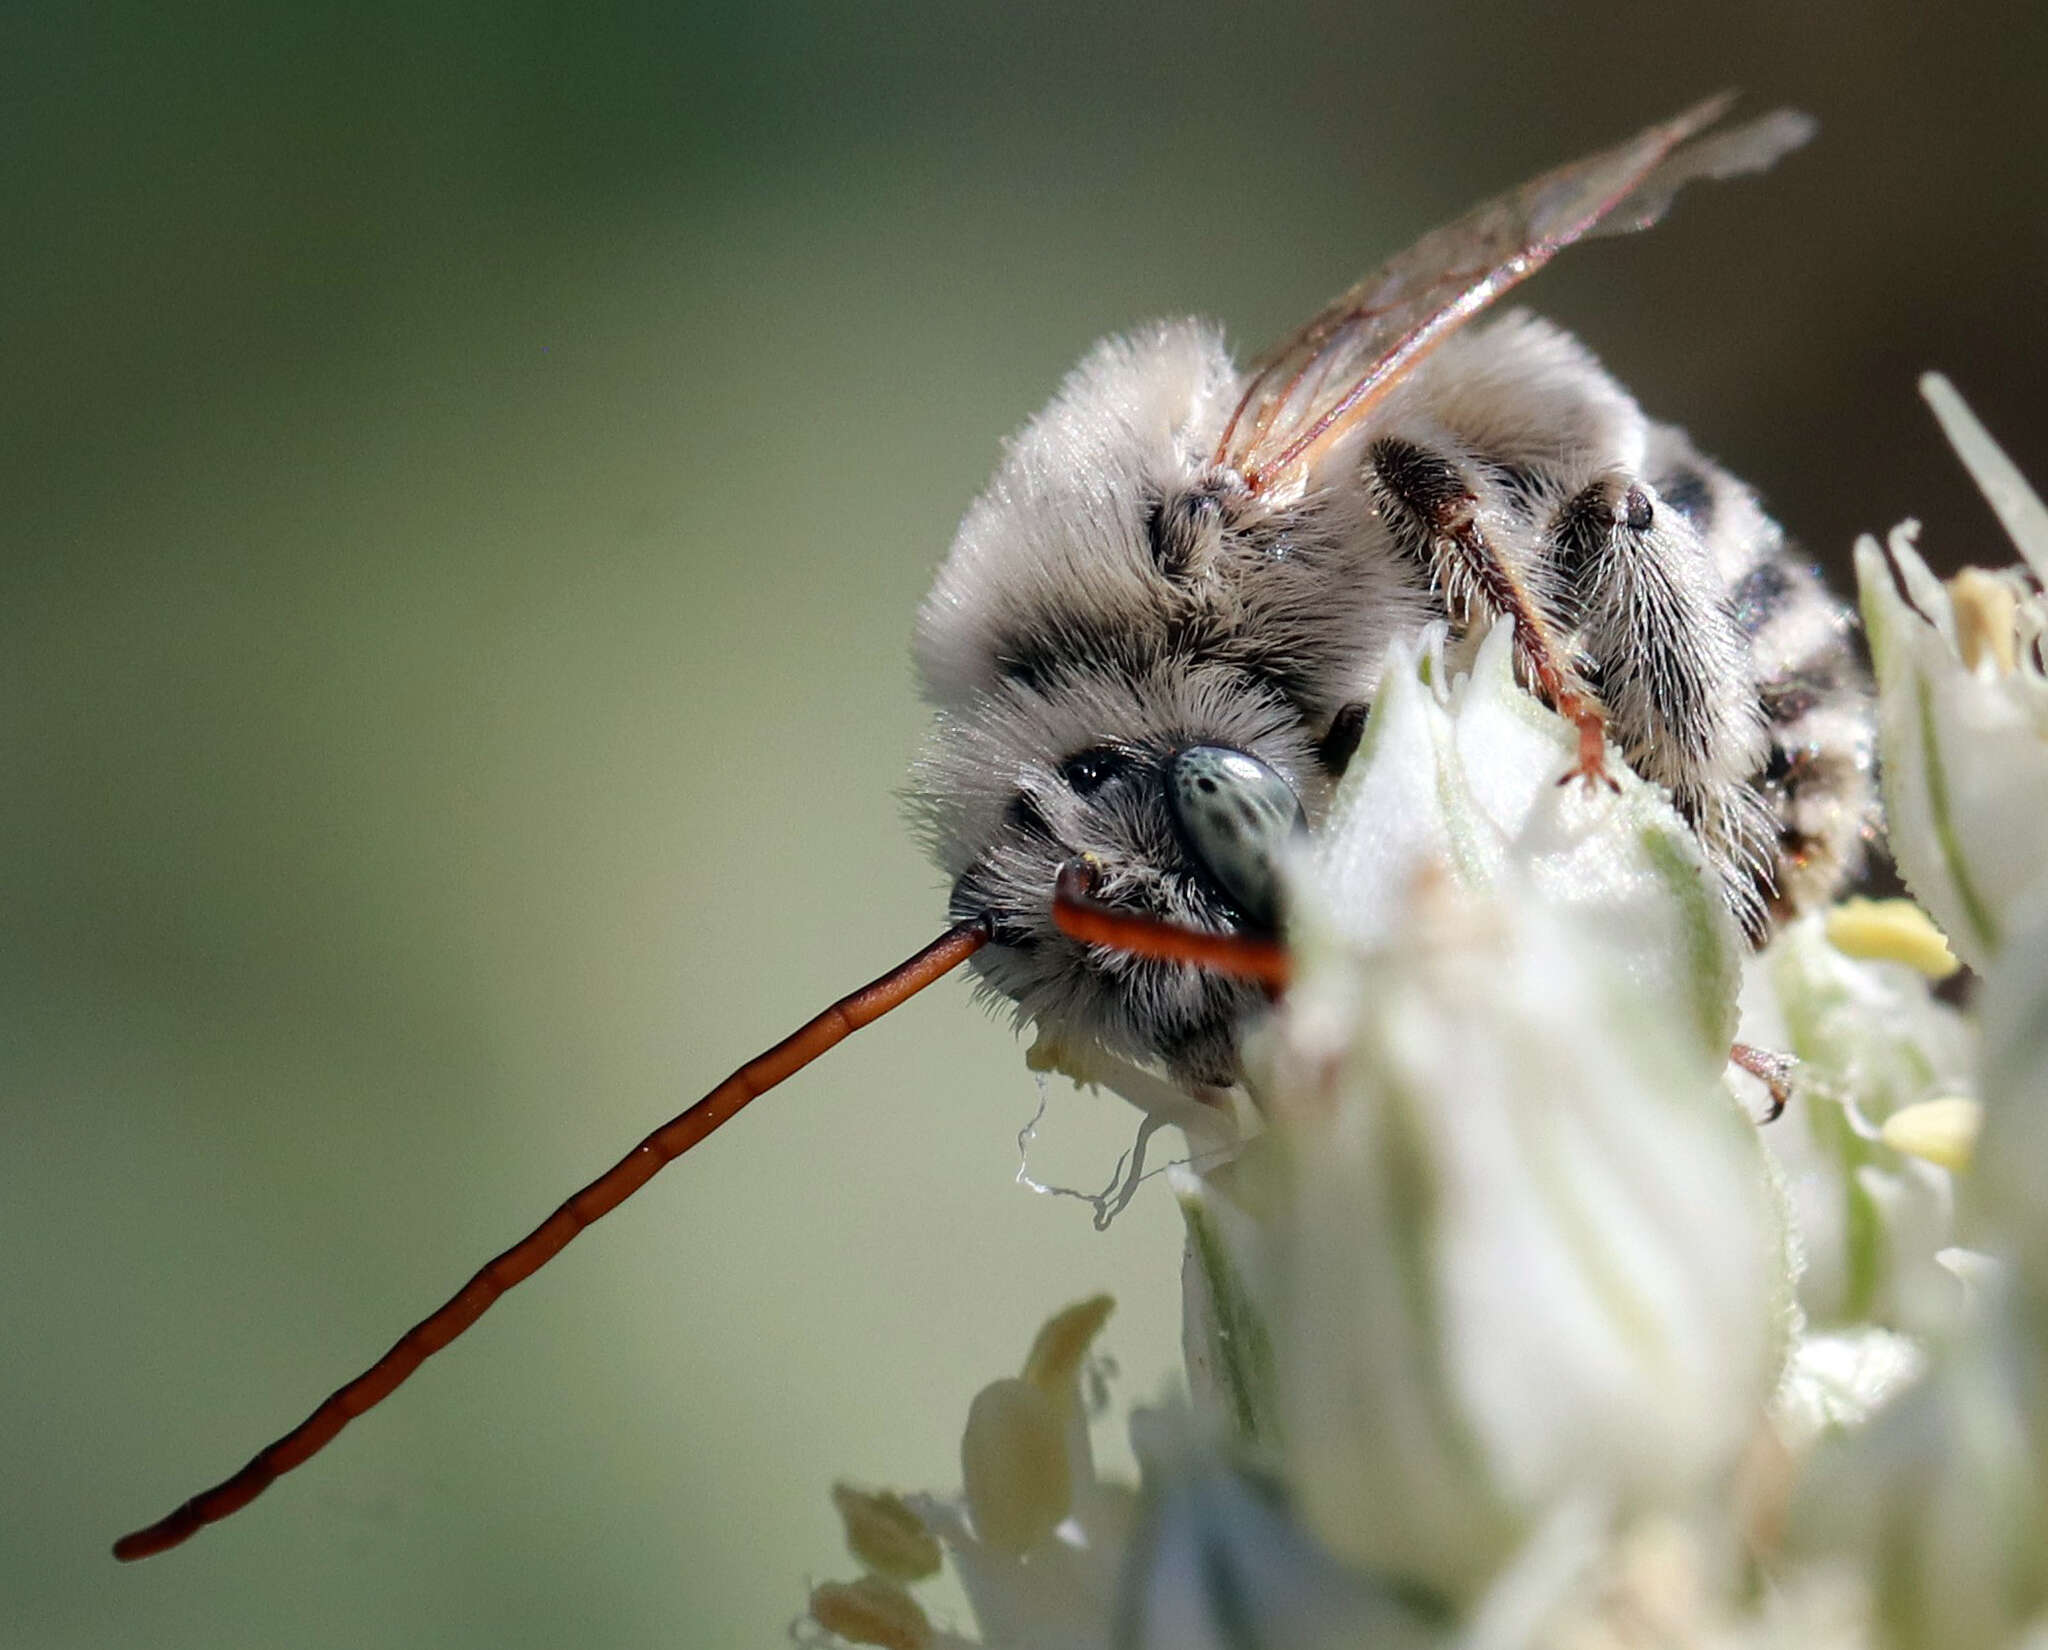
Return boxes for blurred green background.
[6,2,2044,1645]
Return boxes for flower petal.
[1116,1412,1451,1650]
[1304,620,1742,1063]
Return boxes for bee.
[917,94,1872,1089]
[113,95,1872,1561]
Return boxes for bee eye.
[1057,746,1137,796]
[1164,745,1305,931]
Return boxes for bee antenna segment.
[111,917,989,1562]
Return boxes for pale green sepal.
[1173,1161,1283,1454]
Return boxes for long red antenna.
[113,919,989,1562]
[1051,860,1293,989]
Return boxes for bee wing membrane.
[1215,95,1813,501]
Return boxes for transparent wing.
[1215,96,1814,502]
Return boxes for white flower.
[806,1298,1447,1650]
[1116,1409,1451,1650]
[1789,1328,2048,1650]
[1253,873,1787,1606]
[1301,620,1742,1066]
[1856,374,2048,971]
[1174,627,1792,1608]
[1751,375,2048,1650]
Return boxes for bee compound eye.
[1163,746,1305,932]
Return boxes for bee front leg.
[1367,436,1616,790]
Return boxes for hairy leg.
[1367,434,1616,789]
[1549,472,1776,939]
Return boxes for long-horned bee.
[115,94,1872,1560]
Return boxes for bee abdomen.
[1643,421,1875,923]
[1733,549,1876,917]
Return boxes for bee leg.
[1728,1041,1796,1123]
[1549,474,1778,940]
[1367,436,1616,790]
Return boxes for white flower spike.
[1163,623,1793,1608]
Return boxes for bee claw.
[1554,708,1618,793]
[1554,760,1620,792]
[1730,1043,1797,1123]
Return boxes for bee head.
[905,319,1386,1085]
[916,687,1313,1086]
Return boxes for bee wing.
[1215,96,1815,502]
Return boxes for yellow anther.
[1881,1096,1983,1173]
[1950,566,2020,675]
[830,1483,941,1583]
[808,1575,933,1650]
[960,1376,1070,1554]
[1022,1294,1115,1398]
[1824,897,1961,979]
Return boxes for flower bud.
[808,1575,933,1650]
[961,1377,1071,1555]
[1299,621,1740,1065]
[831,1483,942,1583]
